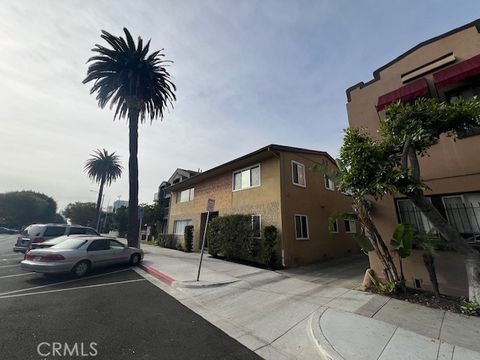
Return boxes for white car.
[21,237,143,277]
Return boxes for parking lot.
[0,235,258,359]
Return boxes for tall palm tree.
[84,149,123,231]
[83,28,176,247]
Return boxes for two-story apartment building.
[167,144,359,267]
[346,19,480,296]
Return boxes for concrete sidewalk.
[137,244,480,359]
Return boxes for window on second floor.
[330,220,338,233]
[292,161,306,187]
[176,188,194,203]
[233,165,260,191]
[396,199,434,233]
[446,81,480,138]
[324,175,335,191]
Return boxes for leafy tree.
[390,224,414,288]
[83,28,176,247]
[139,202,164,237]
[340,97,480,301]
[0,191,59,229]
[112,206,128,237]
[84,149,122,231]
[315,165,400,286]
[63,202,97,227]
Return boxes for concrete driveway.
[279,253,369,289]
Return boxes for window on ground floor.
[173,219,192,235]
[295,214,309,240]
[396,199,434,233]
[344,219,356,233]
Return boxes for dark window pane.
[44,226,67,237]
[69,227,86,235]
[301,216,308,238]
[293,163,299,183]
[295,216,302,238]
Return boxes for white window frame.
[324,175,335,191]
[294,214,309,240]
[176,188,194,203]
[173,219,192,235]
[232,164,261,192]
[344,219,356,233]
[331,219,339,233]
[251,214,262,239]
[291,160,306,187]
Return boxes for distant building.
[155,169,199,234]
[106,206,113,214]
[113,200,129,213]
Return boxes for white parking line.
[1,253,24,258]
[0,273,32,279]
[0,278,146,299]
[0,267,134,296]
[0,264,20,268]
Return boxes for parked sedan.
[30,235,87,250]
[21,237,143,277]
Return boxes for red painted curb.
[139,263,175,286]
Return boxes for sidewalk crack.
[438,310,447,340]
[376,327,398,360]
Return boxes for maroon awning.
[376,78,430,111]
[433,54,480,90]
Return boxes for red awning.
[433,54,480,90]
[376,78,430,111]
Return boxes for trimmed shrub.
[157,234,177,249]
[207,215,254,260]
[184,225,194,252]
[262,225,278,268]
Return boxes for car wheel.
[72,261,90,277]
[130,253,141,266]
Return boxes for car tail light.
[25,251,34,260]
[40,254,65,262]
[32,237,45,243]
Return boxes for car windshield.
[51,238,88,250]
[23,225,43,236]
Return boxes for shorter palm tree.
[84,149,123,230]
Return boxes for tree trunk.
[422,253,440,297]
[357,204,400,284]
[127,109,140,248]
[95,176,105,232]
[409,190,480,302]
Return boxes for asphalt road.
[0,235,259,360]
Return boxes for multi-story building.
[112,200,128,213]
[167,144,359,267]
[154,169,199,234]
[346,19,480,296]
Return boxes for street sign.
[207,199,215,212]
[138,208,144,220]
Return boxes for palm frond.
[83,28,176,123]
[84,149,123,186]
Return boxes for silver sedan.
[21,237,143,277]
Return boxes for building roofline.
[346,18,480,102]
[168,144,336,192]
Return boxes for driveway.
[278,253,369,289]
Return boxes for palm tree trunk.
[95,176,105,231]
[127,109,140,247]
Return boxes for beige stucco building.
[167,145,359,267]
[346,19,480,296]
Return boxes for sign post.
[197,199,215,281]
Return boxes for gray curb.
[308,307,344,360]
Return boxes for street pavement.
[137,244,480,360]
[0,235,259,360]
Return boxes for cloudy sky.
[0,1,478,211]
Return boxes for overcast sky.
[0,1,479,211]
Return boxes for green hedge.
[207,214,278,268]
[157,234,177,249]
[184,225,193,252]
